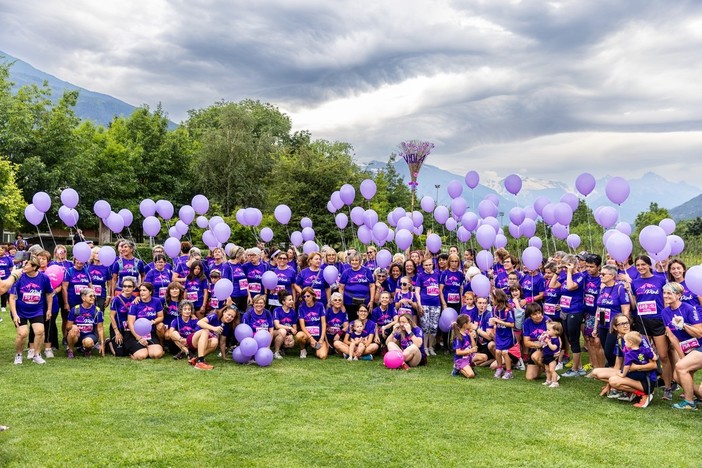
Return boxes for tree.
[634,202,670,234]
[0,157,24,235]
[368,153,412,215]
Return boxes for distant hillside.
[670,194,702,221]
[0,50,176,128]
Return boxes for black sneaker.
[451,368,460,377]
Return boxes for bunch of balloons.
[231,324,274,367]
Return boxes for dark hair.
[139,282,155,295]
[438,253,449,261]
[403,259,417,276]
[525,302,542,318]
[667,258,687,282]
[167,281,185,302]
[153,254,167,263]
[451,314,472,339]
[491,288,509,309]
[187,260,206,281]
[585,254,602,267]
[634,255,652,268]
[180,241,192,254]
[278,290,292,304]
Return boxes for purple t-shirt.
[184,278,208,308]
[0,254,12,280]
[225,263,249,298]
[452,332,474,362]
[64,266,92,307]
[371,305,397,328]
[523,317,549,343]
[10,272,53,318]
[164,299,180,323]
[144,260,172,276]
[296,268,328,306]
[110,294,134,331]
[271,267,296,296]
[557,271,585,313]
[274,306,298,328]
[243,309,274,332]
[493,307,515,350]
[144,268,173,302]
[477,310,493,345]
[662,302,702,354]
[679,280,701,310]
[243,262,268,296]
[394,326,425,356]
[88,264,110,299]
[67,304,103,336]
[394,290,417,317]
[582,274,601,315]
[111,257,144,289]
[339,267,374,304]
[128,297,163,322]
[298,301,325,338]
[623,346,656,381]
[543,283,561,319]
[325,308,348,336]
[543,336,561,357]
[417,270,441,307]
[440,270,464,305]
[520,273,545,303]
[631,275,666,320]
[461,305,478,324]
[169,316,198,337]
[595,283,630,327]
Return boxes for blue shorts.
[79,333,98,345]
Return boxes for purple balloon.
[93,200,111,219]
[508,223,520,239]
[327,201,336,213]
[523,206,538,221]
[235,323,254,342]
[58,206,79,227]
[303,241,319,254]
[602,229,618,246]
[357,225,372,245]
[476,225,496,249]
[301,227,315,242]
[350,207,365,226]
[98,246,116,267]
[139,199,156,217]
[376,249,392,268]
[567,234,581,249]
[106,212,125,233]
[300,217,313,229]
[552,223,569,240]
[450,197,467,218]
[447,180,463,199]
[168,227,180,239]
[175,220,189,236]
[143,216,161,237]
[411,211,423,228]
[457,226,471,242]
[24,204,43,226]
[659,218,676,235]
[178,205,195,225]
[196,216,209,229]
[372,223,389,243]
[330,191,344,210]
[476,250,493,271]
[533,197,550,217]
[461,212,479,231]
[465,170,479,189]
[164,237,181,258]
[420,196,435,213]
[202,230,218,248]
[274,204,292,225]
[254,330,272,349]
[668,235,684,256]
[339,184,356,205]
[639,225,667,254]
[213,223,231,243]
[686,266,702,296]
[323,266,339,285]
[363,210,379,228]
[395,229,413,250]
[133,318,152,337]
[445,218,457,232]
[494,234,507,249]
[528,237,542,249]
[413,225,424,236]
[554,202,573,226]
[471,274,491,298]
[260,227,274,243]
[605,177,630,205]
[73,242,92,263]
[439,315,454,333]
[335,213,348,230]
[60,188,79,208]
[616,222,632,235]
[209,216,224,229]
[213,278,234,300]
[32,192,51,213]
[597,206,618,229]
[433,206,450,225]
[117,209,133,227]
[522,246,543,271]
[255,347,274,367]
[481,216,500,233]
[606,232,633,263]
[478,200,498,219]
[560,193,580,212]
[504,174,522,195]
[156,200,174,220]
[426,233,442,254]
[649,241,672,262]
[239,337,259,358]
[386,229,394,242]
[519,219,537,238]
[509,207,525,226]
[261,271,278,291]
[247,208,263,227]
[232,346,249,364]
[542,203,557,226]
[360,179,377,200]
[191,194,209,215]
[485,194,499,207]
[575,173,596,197]
[290,231,303,247]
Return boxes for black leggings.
[564,312,584,354]
[600,327,618,367]
[1,292,8,309]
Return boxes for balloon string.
[44,214,57,248]
[586,200,594,253]
[36,224,44,249]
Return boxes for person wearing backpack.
[65,288,105,358]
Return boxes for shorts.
[186,333,197,350]
[418,354,428,366]
[526,349,541,366]
[454,356,473,370]
[18,315,45,326]
[477,342,494,359]
[79,333,98,345]
[124,325,158,355]
[542,354,557,365]
[634,317,666,337]
[627,370,655,394]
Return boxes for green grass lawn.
[0,318,701,467]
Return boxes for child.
[347,319,365,361]
[490,289,516,380]
[618,331,658,408]
[460,291,478,323]
[451,314,477,378]
[508,284,526,370]
[541,322,563,388]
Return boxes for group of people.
[2,237,701,410]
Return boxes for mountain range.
[365,160,702,224]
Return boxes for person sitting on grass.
[272,291,298,359]
[242,294,274,336]
[607,331,658,408]
[189,304,238,370]
[107,278,136,357]
[335,305,378,360]
[451,314,477,378]
[125,282,165,361]
[387,314,426,369]
[325,292,348,353]
[167,300,200,360]
[471,296,494,368]
[296,286,328,359]
[346,319,366,361]
[372,291,397,351]
[523,303,550,381]
[541,322,563,388]
[66,288,105,358]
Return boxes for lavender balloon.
[335,213,348,229]
[232,347,248,364]
[476,250,493,271]
[533,196,550,216]
[560,193,579,212]
[254,330,272,349]
[32,192,51,213]
[339,184,355,205]
[450,197,467,218]
[255,347,274,367]
[457,226,471,242]
[191,194,209,215]
[260,227,274,243]
[461,212,478,231]
[239,337,258,358]
[274,204,292,225]
[395,229,413,250]
[300,217,313,229]
[433,206,450,225]
[445,218,457,232]
[465,170,479,189]
[575,173,596,197]
[504,174,522,195]
[196,216,209,229]
[420,196,435,213]
[330,191,344,210]
[566,234,581,249]
[139,199,156,217]
[668,235,684,256]
[213,279,234,300]
[235,323,254,342]
[426,234,442,254]
[164,237,181,258]
[323,266,339,285]
[350,207,365,226]
[478,200,498,219]
[178,205,195,225]
[60,188,79,208]
[471,274,491,298]
[360,179,377,200]
[522,246,543,271]
[93,200,111,219]
[519,219,537,238]
[143,216,161,237]
[301,227,315,242]
[261,271,279,291]
[290,231,303,247]
[659,218,676,235]
[605,177,630,205]
[156,200,174,220]
[98,246,116,267]
[528,237,542,249]
[118,209,134,227]
[476,225,496,249]
[447,180,463,199]
[508,207,525,226]
[376,249,392,268]
[639,225,667,254]
[606,232,633,263]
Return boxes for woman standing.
[416,257,441,356]
[184,261,209,319]
[338,252,375,322]
[268,251,297,309]
[243,247,268,305]
[551,254,587,377]
[439,253,464,313]
[144,254,173,304]
[667,259,702,310]
[125,282,165,360]
[295,251,327,307]
[225,245,249,312]
[51,244,73,345]
[593,264,631,367]
[110,240,145,293]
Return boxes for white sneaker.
[555,361,564,371]
[33,354,46,365]
[27,349,35,360]
[428,347,436,356]
[44,348,55,359]
[300,349,307,359]
[273,351,283,360]
[13,354,22,365]
[515,359,526,371]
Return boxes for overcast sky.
[2,0,702,188]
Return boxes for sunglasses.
[615,322,630,326]
[87,294,96,298]
[303,294,312,298]
[123,285,135,288]
[400,282,410,286]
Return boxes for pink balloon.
[504,174,522,195]
[605,177,630,205]
[575,173,596,197]
[522,246,543,271]
[447,180,463,199]
[45,265,65,290]
[384,350,405,369]
[464,170,479,189]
